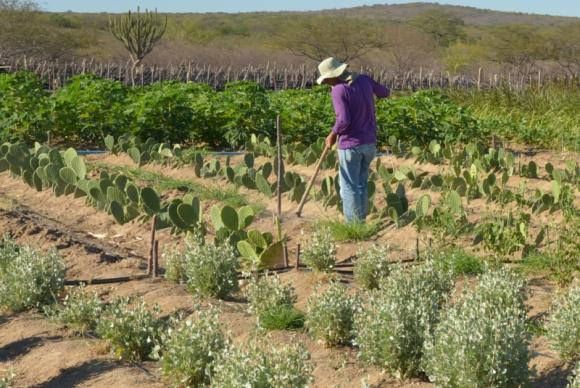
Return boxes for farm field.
[0,128,578,386]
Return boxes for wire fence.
[1,56,578,91]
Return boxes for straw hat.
[317,57,348,85]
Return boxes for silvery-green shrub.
[306,281,359,346]
[245,272,297,316]
[159,307,227,387]
[354,244,390,290]
[210,340,313,388]
[45,286,104,335]
[354,261,453,377]
[0,239,65,312]
[96,298,162,362]
[546,285,579,361]
[164,232,204,284]
[165,238,238,299]
[423,267,530,387]
[302,229,336,272]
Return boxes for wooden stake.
[296,144,331,217]
[148,215,157,277]
[276,115,289,267]
[295,244,301,270]
[153,240,159,278]
[415,237,420,260]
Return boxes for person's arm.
[326,85,350,148]
[331,86,351,135]
[370,77,390,99]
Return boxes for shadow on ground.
[32,359,121,388]
[0,336,61,362]
[530,363,574,388]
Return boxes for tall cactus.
[108,7,167,83]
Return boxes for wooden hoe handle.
[296,144,331,217]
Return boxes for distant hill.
[317,2,578,26]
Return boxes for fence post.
[276,115,288,267]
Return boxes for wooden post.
[148,215,157,277]
[153,240,159,278]
[415,237,420,260]
[276,115,288,267]
[477,67,482,90]
[295,244,301,270]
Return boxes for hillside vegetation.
[1,1,579,77]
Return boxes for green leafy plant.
[474,211,531,258]
[44,286,104,335]
[354,244,391,290]
[96,298,163,362]
[315,219,381,242]
[258,305,305,331]
[423,267,530,387]
[545,286,579,361]
[301,228,336,272]
[354,262,453,378]
[306,282,359,346]
[182,242,239,299]
[430,248,484,277]
[0,238,65,312]
[158,307,227,387]
[210,340,313,387]
[245,272,296,317]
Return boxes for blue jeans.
[338,143,376,223]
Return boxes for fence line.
[1,56,577,91]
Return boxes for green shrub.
[44,286,104,335]
[301,229,336,272]
[423,267,530,387]
[258,305,305,331]
[354,244,391,290]
[0,238,65,312]
[546,286,580,361]
[316,219,381,242]
[376,90,485,146]
[220,81,275,149]
[306,282,359,346]
[50,74,128,144]
[185,243,239,299]
[431,248,484,277]
[354,261,453,377]
[96,298,162,361]
[0,71,49,143]
[159,307,227,387]
[210,341,313,387]
[126,82,199,144]
[269,86,334,144]
[245,272,297,316]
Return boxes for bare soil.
[0,147,577,387]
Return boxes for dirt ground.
[0,147,577,387]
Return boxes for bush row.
[0,72,488,148]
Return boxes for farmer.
[318,57,390,223]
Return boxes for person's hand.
[325,132,337,149]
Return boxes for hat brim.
[317,63,348,85]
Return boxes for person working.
[317,57,390,222]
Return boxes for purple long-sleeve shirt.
[331,74,390,150]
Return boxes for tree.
[109,7,167,81]
[484,25,549,76]
[276,16,384,63]
[377,25,437,73]
[409,10,466,48]
[545,23,580,76]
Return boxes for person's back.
[331,74,389,150]
[317,57,390,223]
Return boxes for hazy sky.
[40,0,580,17]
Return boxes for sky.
[40,0,580,17]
